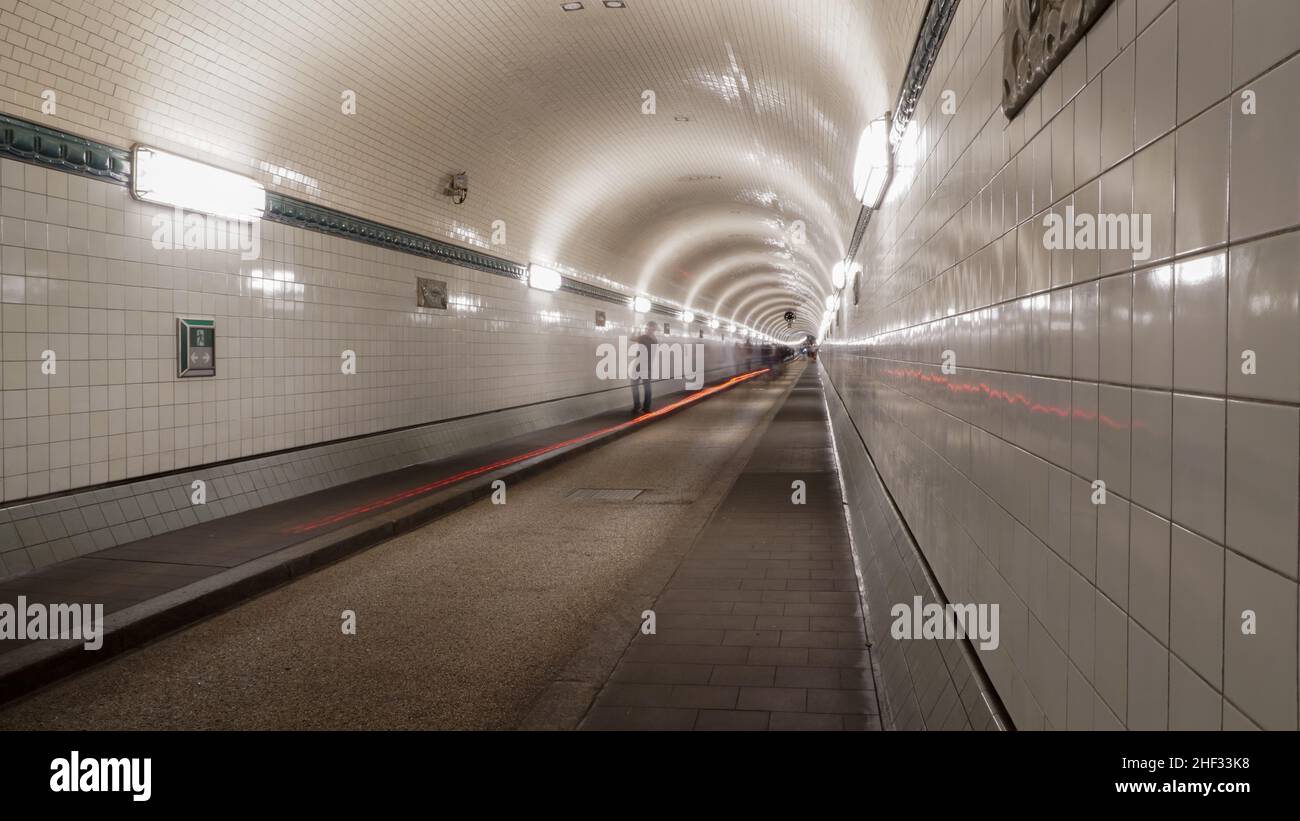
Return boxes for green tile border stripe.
[0,111,131,182]
[892,0,959,147]
[262,192,528,281]
[0,110,685,315]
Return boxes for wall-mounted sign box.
[178,318,215,377]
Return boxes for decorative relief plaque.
[416,277,448,309]
[1002,0,1114,118]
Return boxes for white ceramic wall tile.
[1132,134,1174,264]
[1066,662,1095,729]
[1176,0,1233,123]
[1100,46,1136,169]
[1175,267,1232,406]
[1131,264,1173,388]
[1096,494,1131,607]
[1222,551,1298,729]
[1098,272,1132,383]
[821,0,1300,730]
[1094,591,1129,717]
[1134,3,1177,149]
[1129,388,1172,517]
[1127,618,1169,729]
[1226,231,1300,403]
[1169,524,1225,686]
[1229,53,1300,240]
[1174,102,1230,256]
[1169,654,1222,730]
[1224,400,1299,577]
[1231,0,1300,86]
[1129,505,1171,642]
[1170,394,1225,542]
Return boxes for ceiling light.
[852,114,893,209]
[682,310,695,323]
[709,318,720,329]
[633,296,652,313]
[131,146,265,221]
[527,264,562,292]
[831,261,847,290]
[728,323,737,333]
[603,0,626,6]
[561,2,584,10]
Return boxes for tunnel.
[0,0,1297,797]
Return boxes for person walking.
[631,321,658,414]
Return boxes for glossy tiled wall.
[0,156,750,578]
[824,370,1004,730]
[823,0,1300,729]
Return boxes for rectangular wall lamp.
[131,145,266,221]
[528,264,562,292]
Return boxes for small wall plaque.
[178,318,215,378]
[595,310,606,327]
[417,277,448,309]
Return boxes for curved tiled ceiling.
[9,0,925,337]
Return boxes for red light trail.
[283,369,770,534]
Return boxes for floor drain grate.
[566,488,646,501]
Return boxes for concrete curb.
[0,369,770,707]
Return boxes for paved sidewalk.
[579,368,882,730]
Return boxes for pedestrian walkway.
[0,370,768,702]
[580,368,881,730]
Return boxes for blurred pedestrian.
[631,321,658,414]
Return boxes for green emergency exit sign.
[178,318,215,377]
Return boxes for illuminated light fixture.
[527,264,562,292]
[728,323,737,333]
[561,2,584,10]
[682,310,695,324]
[831,261,847,290]
[852,114,893,209]
[131,145,265,221]
[633,295,652,313]
[709,318,720,329]
[602,0,626,6]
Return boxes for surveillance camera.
[447,172,468,205]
